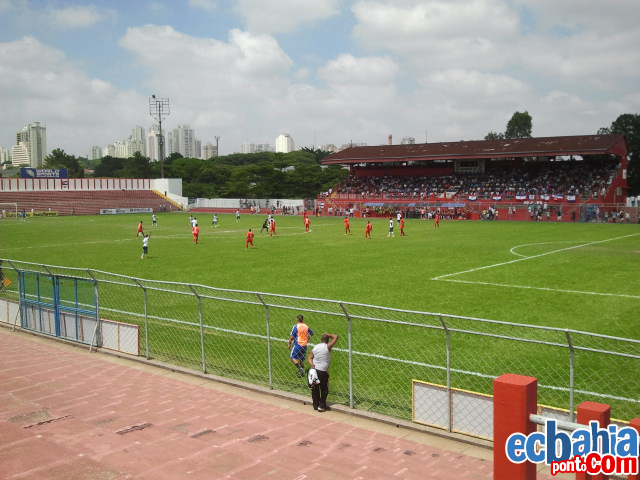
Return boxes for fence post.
[564,330,575,422]
[493,373,538,480]
[133,279,150,359]
[339,302,354,409]
[86,270,100,353]
[188,285,206,373]
[256,293,272,389]
[438,314,452,432]
[576,401,611,480]
[7,260,22,331]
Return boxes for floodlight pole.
[149,95,170,178]
[214,136,220,156]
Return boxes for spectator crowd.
[332,162,617,201]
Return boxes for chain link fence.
[1,258,638,434]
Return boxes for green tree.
[505,111,533,139]
[118,151,151,178]
[93,156,124,177]
[43,148,83,177]
[599,113,640,195]
[484,131,504,140]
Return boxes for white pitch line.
[439,278,640,299]
[433,232,640,280]
[509,241,585,258]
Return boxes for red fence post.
[493,373,538,480]
[576,401,611,480]
[628,418,640,480]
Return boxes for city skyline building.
[14,122,47,167]
[10,142,29,166]
[275,133,294,153]
[201,142,217,159]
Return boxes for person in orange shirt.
[136,221,144,238]
[304,215,311,232]
[246,228,255,249]
[365,220,372,239]
[269,217,277,237]
[344,216,351,234]
[192,224,200,244]
[288,315,314,377]
[434,212,440,229]
[400,217,406,236]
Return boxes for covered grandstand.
[319,134,633,222]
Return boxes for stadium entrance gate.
[18,271,99,344]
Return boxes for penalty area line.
[433,232,640,280]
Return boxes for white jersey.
[191,218,197,228]
[389,219,394,230]
[142,236,149,247]
[397,213,401,222]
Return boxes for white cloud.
[352,0,519,70]
[47,5,113,29]
[0,36,147,156]
[233,0,341,34]
[189,0,217,12]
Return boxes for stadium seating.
[0,190,173,216]
[331,162,617,202]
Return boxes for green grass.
[1,213,639,420]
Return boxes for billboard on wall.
[20,168,69,179]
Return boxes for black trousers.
[311,370,329,408]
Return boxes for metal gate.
[19,271,99,345]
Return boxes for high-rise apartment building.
[10,143,30,166]
[146,125,161,162]
[255,143,273,153]
[15,122,47,167]
[89,146,102,160]
[241,143,256,154]
[275,133,294,153]
[202,142,217,159]
[169,125,195,158]
[0,147,10,165]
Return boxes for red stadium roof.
[321,134,628,165]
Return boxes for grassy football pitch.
[1,212,638,336]
[1,213,639,420]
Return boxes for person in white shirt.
[236,210,241,222]
[396,212,402,224]
[387,217,394,237]
[212,214,218,228]
[152,214,157,226]
[141,234,151,258]
[191,217,197,228]
[308,332,339,412]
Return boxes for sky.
[1,0,639,158]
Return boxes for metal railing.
[1,258,638,428]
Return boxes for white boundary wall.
[189,198,304,209]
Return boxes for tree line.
[38,112,640,197]
[42,147,348,199]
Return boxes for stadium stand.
[0,190,172,216]
[319,134,631,221]
[0,177,182,216]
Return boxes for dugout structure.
[320,134,630,221]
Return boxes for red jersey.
[193,226,200,235]
[344,218,349,226]
[365,223,372,233]
[247,231,254,242]
[435,214,440,221]
[137,223,143,232]
[305,217,310,226]
[400,219,405,228]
